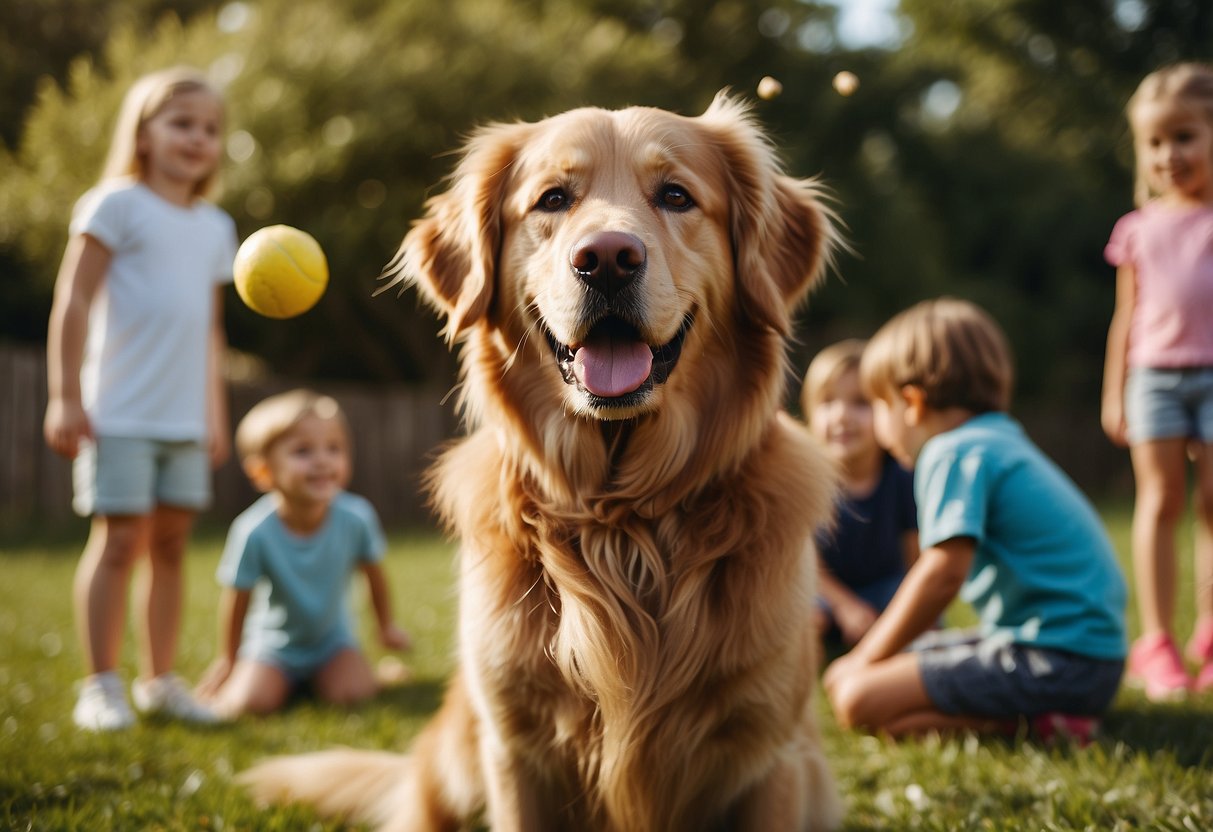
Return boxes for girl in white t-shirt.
[44,66,238,730]
[1101,62,1213,701]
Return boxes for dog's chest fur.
[442,422,824,827]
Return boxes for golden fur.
[239,93,842,831]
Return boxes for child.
[195,390,411,718]
[1101,62,1213,700]
[43,67,236,731]
[802,339,919,646]
[823,298,1127,741]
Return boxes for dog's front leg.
[478,736,553,832]
[732,726,843,832]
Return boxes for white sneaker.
[74,672,136,732]
[131,672,222,724]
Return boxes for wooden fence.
[1,343,1134,534]
[0,345,458,531]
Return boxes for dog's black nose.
[570,232,646,299]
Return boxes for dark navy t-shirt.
[817,453,917,588]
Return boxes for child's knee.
[233,682,288,716]
[826,678,866,731]
[1137,481,1188,522]
[314,649,376,706]
[148,510,195,561]
[218,662,289,716]
[94,517,147,565]
[1194,489,1213,525]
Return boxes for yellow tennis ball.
[233,225,328,319]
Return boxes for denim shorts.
[1124,366,1213,444]
[914,629,1124,718]
[241,632,357,684]
[72,435,211,516]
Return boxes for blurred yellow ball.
[757,76,783,100]
[233,225,328,319]
[832,71,860,97]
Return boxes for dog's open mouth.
[545,314,693,406]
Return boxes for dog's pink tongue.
[573,335,653,397]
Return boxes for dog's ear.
[385,122,529,343]
[703,93,836,334]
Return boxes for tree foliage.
[3,0,1213,488]
[0,0,830,380]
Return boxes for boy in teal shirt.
[196,389,411,718]
[824,298,1127,741]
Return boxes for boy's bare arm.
[218,587,250,661]
[196,587,250,696]
[848,537,973,665]
[362,562,412,651]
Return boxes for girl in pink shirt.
[1102,62,1213,700]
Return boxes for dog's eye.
[535,188,569,212]
[658,184,694,211]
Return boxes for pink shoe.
[1195,661,1213,694]
[1127,633,1192,702]
[1185,618,1213,663]
[1031,713,1100,747]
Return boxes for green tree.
[795,0,1213,490]
[0,0,833,381]
[7,0,1212,492]
[0,0,223,149]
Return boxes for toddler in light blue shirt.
[197,389,411,717]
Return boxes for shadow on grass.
[1101,701,1213,767]
[374,677,446,716]
[272,676,446,718]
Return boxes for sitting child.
[196,389,411,718]
[824,298,1127,742]
[802,339,919,646]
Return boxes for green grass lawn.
[1,505,1211,831]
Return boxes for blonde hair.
[860,297,1013,414]
[235,389,348,462]
[101,66,225,198]
[1127,62,1213,206]
[800,338,866,419]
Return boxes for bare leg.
[1191,444,1213,633]
[134,504,196,678]
[210,660,292,718]
[826,651,933,732]
[73,514,149,674]
[1129,439,1188,637]
[827,651,1010,739]
[313,647,378,706]
[734,711,842,831]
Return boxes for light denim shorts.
[242,631,357,684]
[914,628,1124,718]
[72,435,211,516]
[1124,366,1213,444]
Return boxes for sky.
[824,0,905,49]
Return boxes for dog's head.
[390,93,834,429]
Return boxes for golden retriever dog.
[239,92,842,832]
